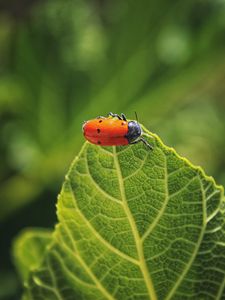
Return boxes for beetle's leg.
[96,116,106,119]
[108,112,122,120]
[140,137,153,150]
[121,113,127,121]
[130,137,153,150]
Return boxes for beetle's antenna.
[135,111,139,123]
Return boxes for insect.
[82,112,153,149]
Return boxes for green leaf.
[12,228,52,282]
[15,128,225,299]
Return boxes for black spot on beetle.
[97,128,101,133]
[99,120,103,123]
[97,141,101,144]
[121,122,125,125]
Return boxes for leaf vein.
[165,175,207,300]
[82,157,122,204]
[67,181,140,265]
[59,214,115,300]
[141,150,169,242]
[112,146,158,300]
[124,152,149,180]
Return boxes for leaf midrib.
[112,146,158,300]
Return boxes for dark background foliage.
[0,0,225,298]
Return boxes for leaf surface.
[13,228,52,282]
[15,129,225,299]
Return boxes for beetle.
[82,112,153,149]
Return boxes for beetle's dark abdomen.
[125,121,141,143]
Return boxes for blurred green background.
[0,0,225,299]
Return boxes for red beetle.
[82,112,153,149]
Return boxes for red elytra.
[82,112,153,149]
[83,118,129,146]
